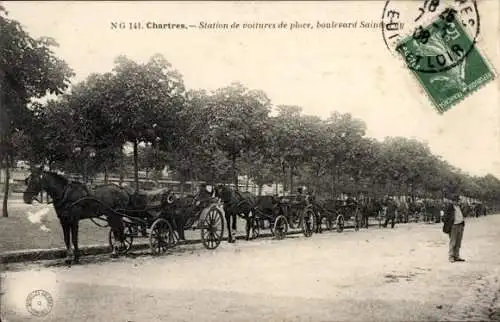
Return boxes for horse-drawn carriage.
[22,170,225,264]
[312,199,362,233]
[250,194,316,240]
[105,187,225,256]
[213,186,315,242]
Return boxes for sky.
[4,1,500,177]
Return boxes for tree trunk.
[104,165,109,184]
[2,154,10,217]
[232,154,238,191]
[179,180,185,197]
[331,173,335,199]
[282,162,287,193]
[192,174,198,195]
[245,175,250,192]
[133,140,139,191]
[289,166,294,194]
[258,184,263,196]
[119,153,125,186]
[84,159,88,183]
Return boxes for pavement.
[1,215,500,322]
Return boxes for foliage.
[5,4,500,208]
[0,7,73,216]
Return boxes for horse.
[162,185,217,241]
[310,199,336,233]
[23,169,132,264]
[214,185,256,243]
[360,198,384,228]
[253,195,282,229]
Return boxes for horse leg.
[109,217,125,257]
[60,219,72,265]
[231,213,237,234]
[177,216,186,241]
[71,221,80,264]
[245,215,251,241]
[226,212,234,243]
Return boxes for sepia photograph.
[0,1,499,321]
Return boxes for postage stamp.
[395,9,495,113]
[381,0,496,113]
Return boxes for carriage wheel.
[201,206,224,250]
[273,215,288,240]
[302,209,315,237]
[336,215,345,233]
[150,218,175,256]
[108,224,134,255]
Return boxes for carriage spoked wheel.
[302,209,315,237]
[200,206,224,250]
[336,215,345,233]
[273,215,288,240]
[108,224,134,255]
[149,218,175,256]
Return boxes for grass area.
[0,203,109,253]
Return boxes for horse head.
[213,184,232,204]
[23,169,72,206]
[23,167,46,204]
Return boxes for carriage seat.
[135,188,173,209]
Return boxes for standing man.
[383,196,397,228]
[442,194,466,262]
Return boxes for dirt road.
[2,216,500,322]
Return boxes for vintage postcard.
[1,1,499,322]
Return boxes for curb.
[1,226,349,264]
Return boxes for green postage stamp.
[395,9,495,114]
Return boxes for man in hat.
[442,194,466,262]
[383,196,397,228]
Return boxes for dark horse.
[23,169,131,264]
[214,185,256,243]
[162,185,216,241]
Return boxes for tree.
[207,83,271,189]
[0,6,74,216]
[105,54,187,190]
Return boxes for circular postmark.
[25,289,53,317]
[381,0,480,73]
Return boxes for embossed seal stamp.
[25,289,53,317]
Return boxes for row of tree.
[2,5,500,218]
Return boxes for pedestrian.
[383,196,397,228]
[442,194,466,263]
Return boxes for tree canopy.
[3,4,500,215]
